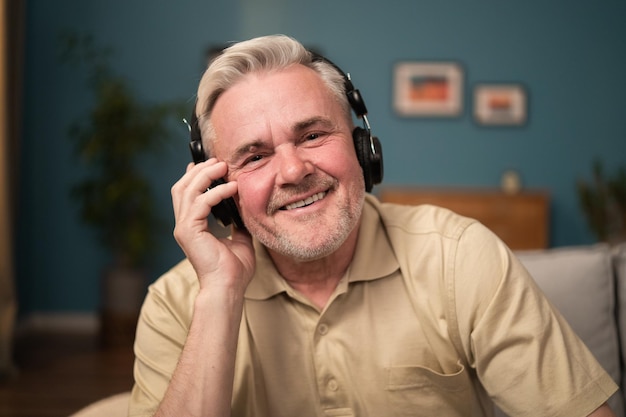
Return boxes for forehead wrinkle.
[226,116,275,161]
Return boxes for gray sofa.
[494,243,626,417]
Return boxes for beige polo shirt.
[130,195,617,417]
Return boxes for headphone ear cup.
[369,135,383,186]
[188,107,245,230]
[352,127,384,193]
[353,127,374,192]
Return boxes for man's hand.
[171,158,255,293]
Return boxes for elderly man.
[129,35,617,417]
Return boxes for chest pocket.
[386,361,475,416]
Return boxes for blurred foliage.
[577,160,626,244]
[60,32,186,268]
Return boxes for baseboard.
[16,312,99,335]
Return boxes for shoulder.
[366,194,481,244]
[365,194,511,294]
[141,259,198,328]
[149,258,199,298]
[364,194,508,286]
[151,257,198,284]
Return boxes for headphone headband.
[310,53,368,118]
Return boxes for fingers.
[171,158,230,220]
[177,158,227,194]
[187,181,239,225]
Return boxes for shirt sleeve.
[451,222,618,417]
[128,260,197,417]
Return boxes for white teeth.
[284,192,326,210]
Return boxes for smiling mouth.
[281,191,328,211]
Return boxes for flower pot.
[100,264,147,348]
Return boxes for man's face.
[210,64,365,261]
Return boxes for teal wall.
[16,0,626,314]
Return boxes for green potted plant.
[61,33,184,346]
[577,160,626,245]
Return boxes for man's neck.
[267,227,359,310]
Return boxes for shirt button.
[318,323,329,335]
[328,379,339,391]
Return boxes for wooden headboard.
[379,187,550,250]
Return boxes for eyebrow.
[224,139,265,167]
[293,116,335,132]
[228,116,336,163]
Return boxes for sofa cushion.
[515,244,623,416]
[613,243,626,411]
[69,391,130,417]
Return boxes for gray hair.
[195,34,351,155]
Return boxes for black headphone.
[187,53,383,229]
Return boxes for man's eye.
[306,133,320,141]
[246,154,264,164]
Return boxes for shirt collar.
[245,194,400,301]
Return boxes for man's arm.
[151,160,255,417]
[588,403,617,417]
[153,278,246,417]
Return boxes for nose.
[275,145,314,186]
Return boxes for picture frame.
[473,84,527,126]
[393,61,463,117]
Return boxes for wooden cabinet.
[379,188,550,250]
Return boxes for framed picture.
[474,84,527,126]
[393,61,463,117]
